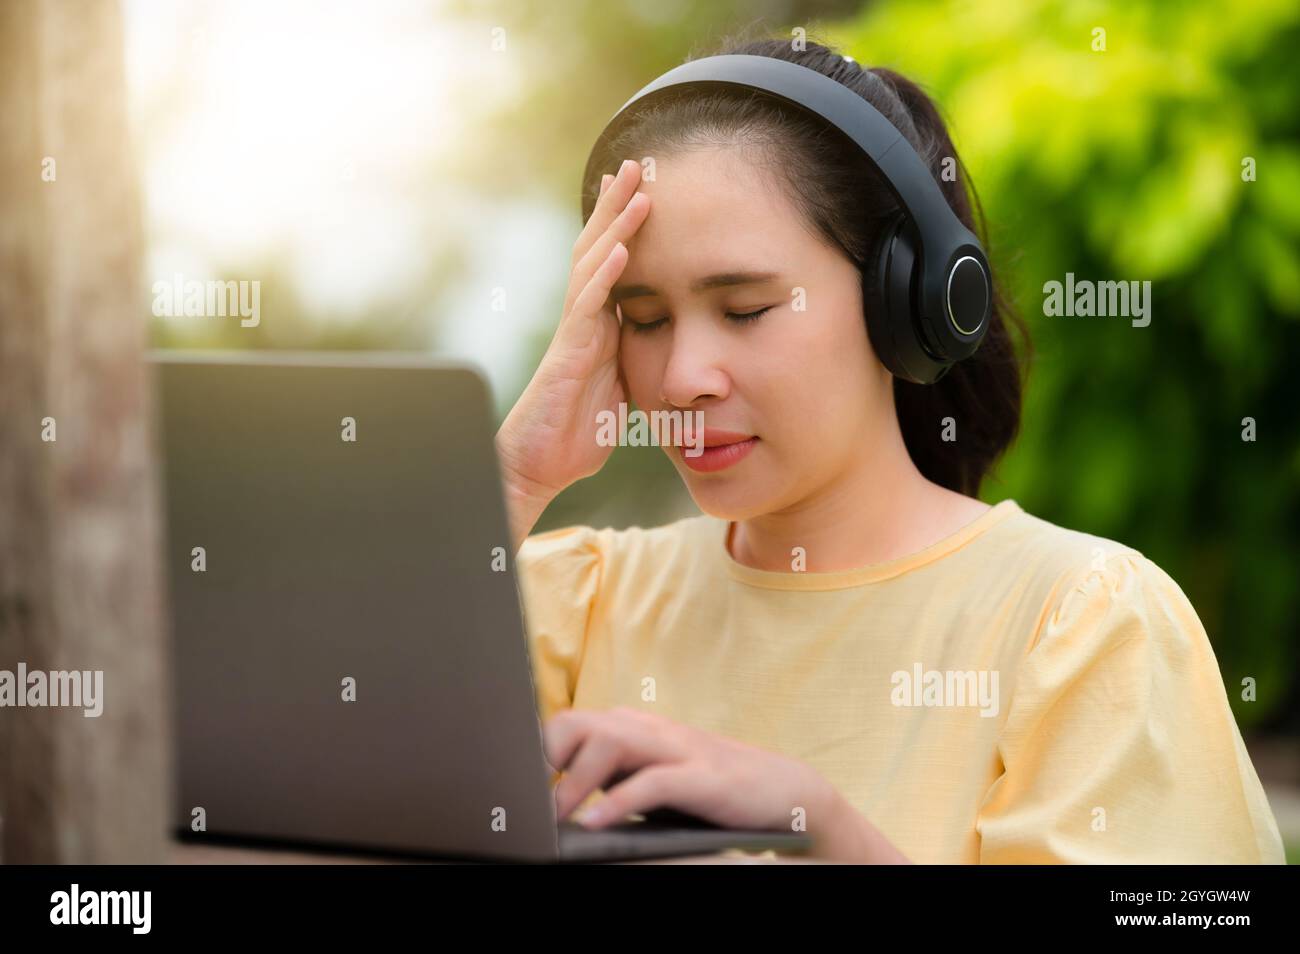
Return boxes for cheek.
[617,333,661,406]
[760,303,874,450]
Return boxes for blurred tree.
[0,0,169,862]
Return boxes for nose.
[657,316,731,409]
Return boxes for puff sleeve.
[514,525,605,725]
[976,549,1286,864]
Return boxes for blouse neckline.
[718,499,1023,591]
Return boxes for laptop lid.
[152,350,559,861]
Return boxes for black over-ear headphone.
[581,54,992,385]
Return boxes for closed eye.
[627,306,774,335]
[725,306,773,325]
[628,317,667,334]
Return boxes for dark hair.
[582,31,1030,498]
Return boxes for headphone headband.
[581,53,991,383]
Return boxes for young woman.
[493,37,1285,864]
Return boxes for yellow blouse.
[515,499,1285,863]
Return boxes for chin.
[677,472,778,522]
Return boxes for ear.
[857,284,892,385]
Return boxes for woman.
[493,36,1286,864]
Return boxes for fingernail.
[574,806,605,827]
[600,174,612,195]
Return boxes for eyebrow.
[611,270,782,303]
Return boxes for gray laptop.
[151,350,811,863]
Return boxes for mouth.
[679,429,758,473]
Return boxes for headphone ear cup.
[866,215,948,385]
[864,213,904,378]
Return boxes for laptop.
[151,350,811,863]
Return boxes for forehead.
[619,147,815,284]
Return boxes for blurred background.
[4,0,1296,861]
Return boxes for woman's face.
[614,146,895,521]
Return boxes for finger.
[541,709,604,772]
[577,158,639,248]
[563,190,649,320]
[552,733,631,821]
[599,173,613,197]
[553,241,626,354]
[549,712,680,821]
[576,764,704,829]
[572,158,643,268]
[543,708,672,787]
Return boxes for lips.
[699,427,755,448]
[679,429,758,473]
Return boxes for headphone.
[581,54,992,385]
